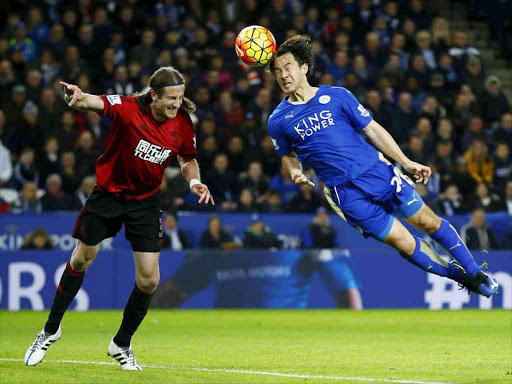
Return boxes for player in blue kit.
[267,35,498,298]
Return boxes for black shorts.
[72,187,163,252]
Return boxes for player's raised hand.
[191,183,215,205]
[403,161,431,185]
[59,81,84,107]
[291,172,315,187]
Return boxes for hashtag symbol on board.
[424,274,471,309]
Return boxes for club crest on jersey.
[319,95,331,104]
[294,110,334,140]
[134,139,172,164]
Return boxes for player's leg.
[25,188,123,366]
[404,204,498,295]
[108,196,162,370]
[325,183,461,281]
[113,251,160,348]
[382,217,471,280]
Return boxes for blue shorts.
[329,158,424,241]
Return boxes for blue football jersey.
[268,85,379,186]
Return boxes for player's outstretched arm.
[59,81,104,113]
[178,155,215,205]
[282,152,315,186]
[363,120,431,184]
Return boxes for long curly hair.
[133,66,196,114]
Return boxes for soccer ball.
[235,25,277,67]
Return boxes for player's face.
[273,53,307,94]
[153,85,185,120]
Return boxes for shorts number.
[390,167,403,193]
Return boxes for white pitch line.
[0,358,452,384]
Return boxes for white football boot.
[107,339,142,370]
[24,326,62,366]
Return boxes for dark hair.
[133,66,196,114]
[267,34,315,77]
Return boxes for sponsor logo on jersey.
[134,139,172,164]
[106,95,122,106]
[293,110,334,140]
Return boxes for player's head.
[134,66,195,119]
[268,35,314,94]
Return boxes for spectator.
[12,181,42,213]
[480,76,511,127]
[129,28,159,71]
[452,157,477,200]
[494,113,512,150]
[226,136,248,175]
[13,147,39,189]
[325,50,351,86]
[460,208,499,250]
[287,183,322,213]
[448,31,480,75]
[460,116,493,153]
[41,173,71,211]
[391,92,417,146]
[414,30,437,70]
[21,228,54,250]
[243,216,282,249]
[269,165,300,205]
[0,116,12,187]
[365,89,392,130]
[204,153,239,209]
[469,182,502,212]
[237,188,258,213]
[301,207,338,248]
[430,17,451,54]
[464,139,494,184]
[493,142,511,192]
[70,175,96,210]
[434,184,467,216]
[432,140,457,188]
[200,215,238,250]
[504,180,512,216]
[39,88,63,137]
[74,131,99,180]
[55,111,78,152]
[462,57,485,96]
[239,161,269,205]
[162,212,191,250]
[260,189,284,213]
[59,151,81,194]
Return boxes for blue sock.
[402,237,466,282]
[430,219,480,276]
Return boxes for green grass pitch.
[1,310,511,384]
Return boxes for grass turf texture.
[0,310,510,384]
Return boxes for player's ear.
[301,63,308,75]
[150,89,157,102]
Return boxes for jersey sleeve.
[267,115,292,155]
[179,113,197,158]
[339,88,373,131]
[97,94,130,122]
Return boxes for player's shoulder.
[177,109,195,131]
[322,85,354,99]
[104,94,138,106]
[268,98,290,126]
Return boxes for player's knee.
[136,275,159,294]
[417,212,442,234]
[71,241,99,271]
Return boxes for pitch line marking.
[0,358,452,384]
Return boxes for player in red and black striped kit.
[24,67,214,370]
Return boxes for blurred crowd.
[0,0,511,220]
